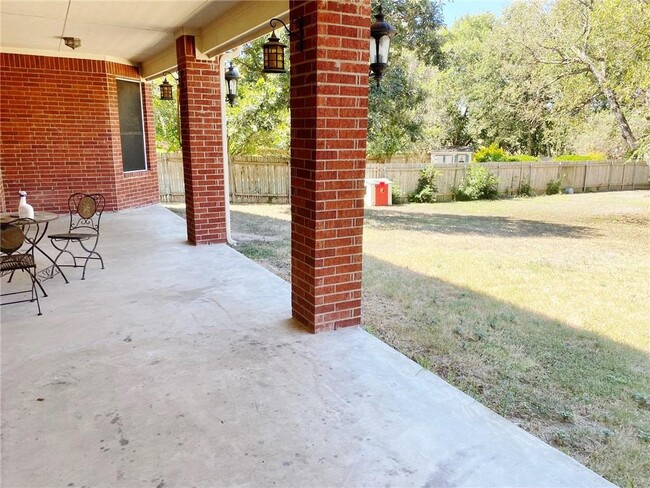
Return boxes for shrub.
[553,152,605,161]
[408,164,440,203]
[518,181,534,197]
[509,154,540,162]
[546,178,561,195]
[453,164,499,201]
[391,183,403,204]
[474,143,510,162]
[474,145,540,163]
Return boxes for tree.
[424,14,553,154]
[503,0,650,155]
[431,14,504,149]
[152,76,181,153]
[226,36,290,156]
[376,0,445,66]
[368,51,428,160]
[367,0,445,160]
[423,2,649,159]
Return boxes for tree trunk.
[574,49,638,152]
[601,84,637,152]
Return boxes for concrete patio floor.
[1,205,612,487]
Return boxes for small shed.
[431,146,474,165]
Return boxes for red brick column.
[176,35,226,244]
[289,0,371,332]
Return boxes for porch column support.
[176,35,226,244]
[289,0,371,332]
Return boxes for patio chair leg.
[27,269,42,315]
[34,276,48,298]
[78,239,104,279]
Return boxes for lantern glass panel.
[378,35,391,64]
[160,80,173,101]
[229,78,238,96]
[370,38,377,64]
[264,44,285,72]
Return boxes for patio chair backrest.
[67,193,105,233]
[1,218,38,255]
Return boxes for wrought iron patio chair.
[48,193,105,280]
[1,218,42,315]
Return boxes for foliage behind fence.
[158,152,649,203]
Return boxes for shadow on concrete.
[224,204,646,486]
[364,209,597,238]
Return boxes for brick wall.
[176,36,226,245]
[0,53,158,213]
[289,0,371,332]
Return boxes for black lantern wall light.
[224,62,241,106]
[159,71,179,101]
[369,5,396,86]
[262,17,304,74]
[261,6,396,86]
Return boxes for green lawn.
[359,192,650,487]
[182,190,650,486]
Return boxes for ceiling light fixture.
[63,37,81,50]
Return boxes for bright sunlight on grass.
[171,190,650,486]
[359,192,649,486]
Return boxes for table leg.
[31,221,69,284]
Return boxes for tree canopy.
[152,76,181,153]
[226,36,290,156]
[153,0,650,161]
[426,0,650,159]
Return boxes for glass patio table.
[0,211,69,293]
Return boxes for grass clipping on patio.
[168,191,650,487]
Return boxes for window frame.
[116,78,148,173]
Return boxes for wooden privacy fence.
[157,152,649,203]
[229,155,290,203]
[158,152,184,202]
[368,160,649,200]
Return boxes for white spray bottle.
[18,190,34,219]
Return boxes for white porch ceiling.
[0,0,288,77]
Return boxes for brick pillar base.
[289,0,370,332]
[176,35,226,245]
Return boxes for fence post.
[583,162,588,193]
[496,163,502,194]
[621,164,626,190]
[631,163,637,190]
[608,161,613,191]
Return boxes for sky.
[441,0,510,27]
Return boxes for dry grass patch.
[362,192,649,486]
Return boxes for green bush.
[453,164,499,201]
[546,178,561,195]
[509,154,540,162]
[474,144,540,163]
[518,181,534,197]
[391,183,403,204]
[474,143,510,162]
[408,164,440,203]
[553,152,605,161]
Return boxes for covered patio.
[2,0,372,333]
[1,205,611,487]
